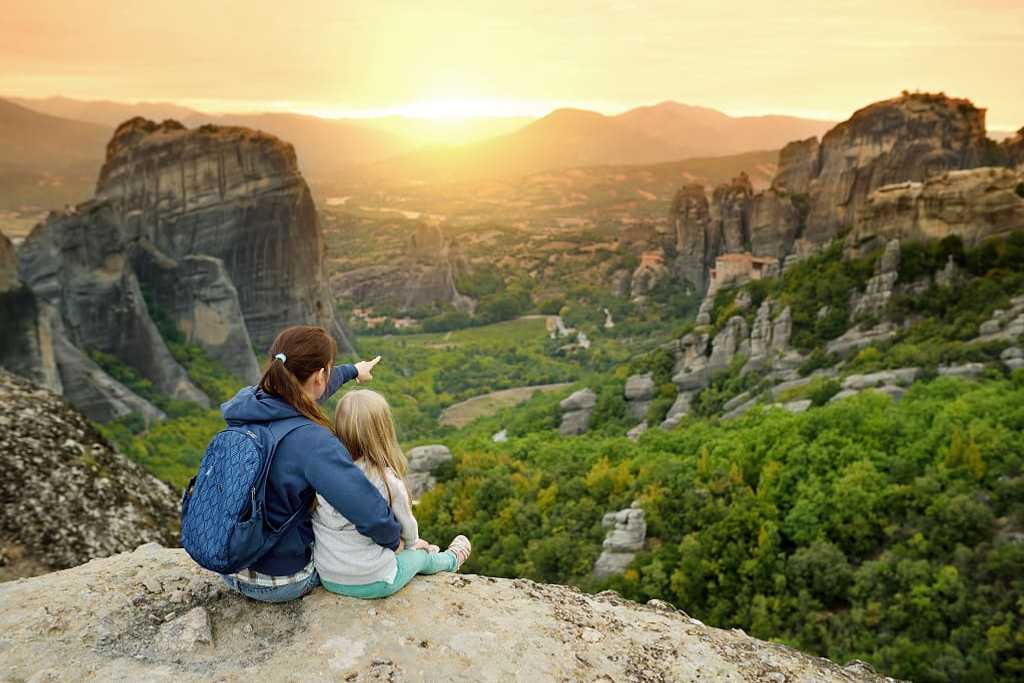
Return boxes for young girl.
[312,389,470,598]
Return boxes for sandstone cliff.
[0,369,178,581]
[13,118,346,421]
[849,166,1024,253]
[671,93,1017,293]
[0,543,897,682]
[95,118,347,352]
[804,92,989,242]
[0,231,61,392]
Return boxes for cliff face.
[804,93,989,242]
[331,223,474,315]
[0,544,898,682]
[672,93,1015,294]
[849,166,1024,253]
[95,118,347,352]
[0,231,61,392]
[14,118,344,421]
[0,369,178,580]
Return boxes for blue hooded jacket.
[220,364,401,576]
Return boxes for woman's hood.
[220,386,302,425]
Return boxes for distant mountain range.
[368,103,835,181]
[0,98,109,171]
[4,95,839,170]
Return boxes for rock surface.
[849,166,1024,253]
[331,223,474,316]
[559,388,597,436]
[624,373,655,420]
[95,118,347,352]
[593,503,646,578]
[15,118,346,420]
[0,231,61,391]
[671,92,1010,296]
[805,93,989,243]
[0,544,897,682]
[406,444,453,500]
[0,370,178,580]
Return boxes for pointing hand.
[355,355,382,383]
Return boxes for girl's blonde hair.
[334,389,407,504]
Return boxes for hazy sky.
[2,0,1022,127]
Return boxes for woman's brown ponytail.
[259,326,337,431]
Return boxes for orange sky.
[2,0,1022,128]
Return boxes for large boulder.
[0,369,178,580]
[593,502,647,578]
[0,544,895,682]
[624,373,655,421]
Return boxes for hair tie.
[274,352,287,363]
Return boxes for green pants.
[321,549,457,599]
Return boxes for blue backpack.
[180,417,308,574]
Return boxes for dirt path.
[438,382,574,428]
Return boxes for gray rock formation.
[559,388,596,436]
[406,444,454,500]
[19,205,210,407]
[95,118,347,352]
[0,229,16,291]
[593,502,646,578]
[805,93,989,243]
[626,421,649,441]
[624,373,655,420]
[0,369,178,580]
[660,391,693,429]
[849,167,1024,254]
[1002,347,1024,372]
[13,118,348,421]
[331,223,474,316]
[977,295,1024,341]
[51,323,166,424]
[629,252,670,302]
[708,316,750,372]
[748,189,800,258]
[671,184,715,292]
[672,331,711,391]
[772,137,820,194]
[134,247,260,384]
[843,368,920,391]
[825,323,898,358]
[0,544,897,682]
[938,362,987,380]
[0,231,61,391]
[782,399,812,414]
[671,92,1006,296]
[850,239,901,319]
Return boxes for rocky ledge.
[0,544,897,682]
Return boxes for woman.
[219,325,401,602]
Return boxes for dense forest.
[416,375,1024,683]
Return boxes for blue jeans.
[221,570,321,603]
